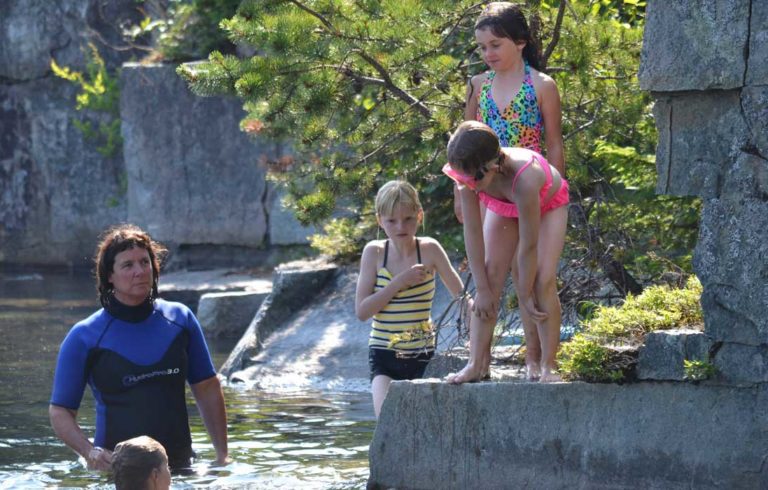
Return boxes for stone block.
[423,352,467,379]
[652,91,749,198]
[713,342,768,385]
[639,0,749,91]
[0,0,142,80]
[637,329,712,381]
[695,199,768,345]
[197,290,268,338]
[369,381,768,489]
[741,86,768,158]
[120,63,281,249]
[0,78,126,265]
[159,268,272,313]
[268,187,315,245]
[747,2,768,85]
[221,260,339,377]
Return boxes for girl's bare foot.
[446,364,487,384]
[539,371,562,383]
[525,363,541,381]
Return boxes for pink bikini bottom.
[479,178,570,219]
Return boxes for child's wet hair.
[111,435,167,490]
[475,2,542,71]
[446,121,501,176]
[375,180,423,217]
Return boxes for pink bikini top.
[442,152,556,218]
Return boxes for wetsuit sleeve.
[50,326,89,410]
[184,310,217,384]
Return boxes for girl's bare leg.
[448,212,517,384]
[509,256,542,380]
[372,375,392,418]
[534,206,568,382]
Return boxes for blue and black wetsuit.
[50,297,216,468]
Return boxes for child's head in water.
[374,181,423,240]
[112,436,171,490]
[474,2,541,70]
[447,120,503,183]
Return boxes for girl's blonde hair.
[375,180,423,217]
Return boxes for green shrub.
[155,0,240,61]
[310,218,369,260]
[51,43,122,158]
[683,359,716,381]
[558,276,703,382]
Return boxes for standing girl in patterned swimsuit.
[451,2,565,381]
[356,181,466,417]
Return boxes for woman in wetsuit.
[49,224,229,471]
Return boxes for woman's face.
[109,246,153,306]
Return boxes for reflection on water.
[0,270,374,489]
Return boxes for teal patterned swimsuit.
[477,63,543,152]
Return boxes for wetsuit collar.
[105,294,154,323]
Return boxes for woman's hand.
[87,446,113,471]
[394,264,428,290]
[521,295,548,322]
[472,288,498,320]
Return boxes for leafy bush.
[558,276,703,382]
[51,43,122,158]
[683,360,716,381]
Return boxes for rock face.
[638,0,751,91]
[0,0,138,265]
[369,381,768,490]
[120,63,272,249]
[641,0,768,382]
[1,1,315,267]
[197,290,269,338]
[637,330,712,381]
[221,261,342,379]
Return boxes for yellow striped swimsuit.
[369,239,436,354]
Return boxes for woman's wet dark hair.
[112,435,167,490]
[447,121,501,176]
[94,224,167,308]
[475,2,542,71]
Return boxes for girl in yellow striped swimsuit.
[355,181,466,418]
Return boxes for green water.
[0,270,374,489]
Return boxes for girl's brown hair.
[112,435,168,490]
[446,121,501,176]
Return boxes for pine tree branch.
[542,0,567,69]
[353,50,432,119]
[288,0,337,34]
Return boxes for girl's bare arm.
[538,75,565,176]
[424,239,464,299]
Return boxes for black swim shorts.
[369,348,434,382]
